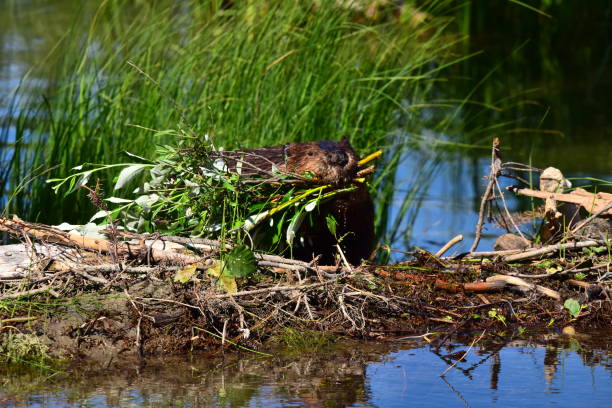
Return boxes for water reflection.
[1,333,610,407]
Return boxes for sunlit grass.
[1,0,464,243]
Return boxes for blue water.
[365,345,611,408]
[2,338,610,407]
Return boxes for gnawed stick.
[486,275,560,300]
[0,216,202,264]
[436,275,560,300]
[508,187,612,215]
[503,239,606,262]
[435,279,507,293]
[436,234,463,257]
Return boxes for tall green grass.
[2,0,464,245]
[2,0,510,255]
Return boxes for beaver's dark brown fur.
[291,182,375,265]
[212,139,374,264]
[215,139,359,185]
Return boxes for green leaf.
[105,197,133,204]
[222,182,237,192]
[325,214,337,237]
[207,261,237,293]
[286,211,305,246]
[122,151,154,164]
[135,193,160,211]
[114,164,148,190]
[174,263,202,283]
[564,298,582,318]
[224,245,257,278]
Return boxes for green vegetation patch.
[269,327,336,351]
[0,332,51,366]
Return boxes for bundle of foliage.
[47,134,376,258]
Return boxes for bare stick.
[1,316,38,325]
[470,138,502,252]
[336,244,354,273]
[508,188,612,215]
[485,275,560,300]
[503,239,606,262]
[212,280,332,299]
[436,235,463,257]
[0,286,50,299]
[494,177,527,240]
[0,217,201,264]
[74,270,109,285]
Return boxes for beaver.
[211,139,375,264]
[214,138,359,185]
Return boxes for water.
[1,1,611,406]
[2,334,611,407]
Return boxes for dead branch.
[435,234,463,257]
[503,239,606,262]
[74,270,110,285]
[212,280,333,299]
[508,188,612,215]
[470,138,502,252]
[435,279,507,293]
[436,274,560,300]
[485,275,560,300]
[0,216,202,264]
[0,286,51,299]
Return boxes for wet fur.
[212,139,374,264]
[216,139,359,185]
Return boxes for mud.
[2,253,610,365]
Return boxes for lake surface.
[2,332,611,407]
[1,1,611,407]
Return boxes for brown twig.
[436,234,463,257]
[0,216,201,264]
[470,138,502,252]
[212,280,333,299]
[0,286,50,299]
[503,239,606,262]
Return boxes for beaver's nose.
[329,151,348,167]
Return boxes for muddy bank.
[1,237,610,365]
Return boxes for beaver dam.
[0,139,610,366]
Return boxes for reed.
[1,0,466,244]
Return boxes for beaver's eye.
[307,151,315,156]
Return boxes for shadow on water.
[1,331,611,407]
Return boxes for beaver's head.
[284,139,359,185]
